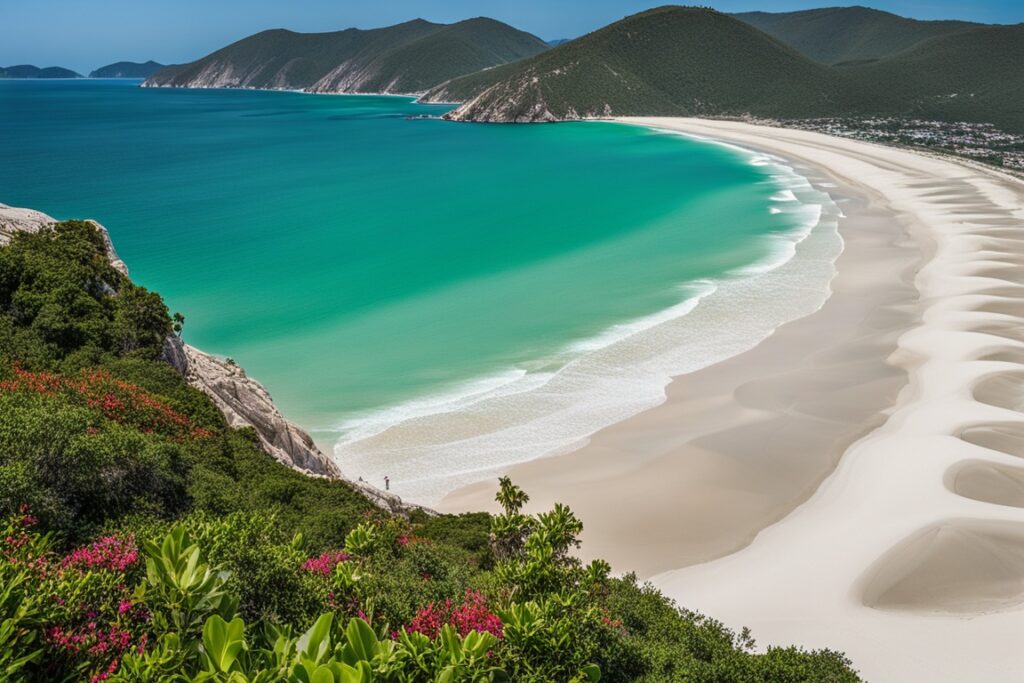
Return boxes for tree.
[172,312,185,337]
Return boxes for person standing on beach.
[384,476,390,491]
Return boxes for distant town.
[773,117,1024,176]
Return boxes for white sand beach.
[441,118,1024,682]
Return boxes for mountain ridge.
[431,7,1023,132]
[733,6,984,64]
[144,17,548,94]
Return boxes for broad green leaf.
[298,613,334,662]
[344,618,378,662]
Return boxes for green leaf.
[343,618,378,662]
[339,661,373,683]
[310,666,336,683]
[298,613,334,662]
[202,614,246,673]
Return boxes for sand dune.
[950,460,1024,507]
[861,519,1024,613]
[974,371,1024,413]
[961,422,1024,458]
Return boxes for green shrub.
[0,222,862,681]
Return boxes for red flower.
[404,590,502,639]
[1,366,212,442]
[302,550,349,576]
[62,536,138,573]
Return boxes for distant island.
[89,60,165,78]
[143,17,548,94]
[0,64,82,78]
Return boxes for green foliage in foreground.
[0,222,861,681]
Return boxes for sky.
[2,0,1021,74]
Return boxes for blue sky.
[2,0,1021,73]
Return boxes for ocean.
[0,79,841,503]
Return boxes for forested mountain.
[429,7,1024,133]
[90,60,165,78]
[733,6,982,64]
[426,8,841,121]
[143,18,548,94]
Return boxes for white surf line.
[331,131,841,505]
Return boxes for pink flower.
[62,536,138,573]
[404,590,502,639]
[302,550,349,576]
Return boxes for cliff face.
[160,338,423,514]
[160,334,341,477]
[0,202,425,515]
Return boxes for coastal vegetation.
[0,220,863,680]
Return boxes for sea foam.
[331,131,844,505]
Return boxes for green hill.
[733,6,982,64]
[89,60,165,78]
[848,25,1024,132]
[430,7,840,121]
[1,64,82,78]
[144,18,547,94]
[433,7,1024,133]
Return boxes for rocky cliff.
[0,202,424,515]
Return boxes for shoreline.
[330,132,842,505]
[439,120,923,577]
[447,118,1024,682]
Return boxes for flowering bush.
[62,536,140,573]
[301,550,349,576]
[1,511,148,683]
[0,366,212,441]
[404,589,503,639]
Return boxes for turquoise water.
[0,80,840,501]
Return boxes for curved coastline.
[331,134,843,505]
[613,119,1024,683]
[438,120,921,575]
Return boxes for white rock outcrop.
[160,334,342,476]
[0,203,127,275]
[0,202,426,515]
